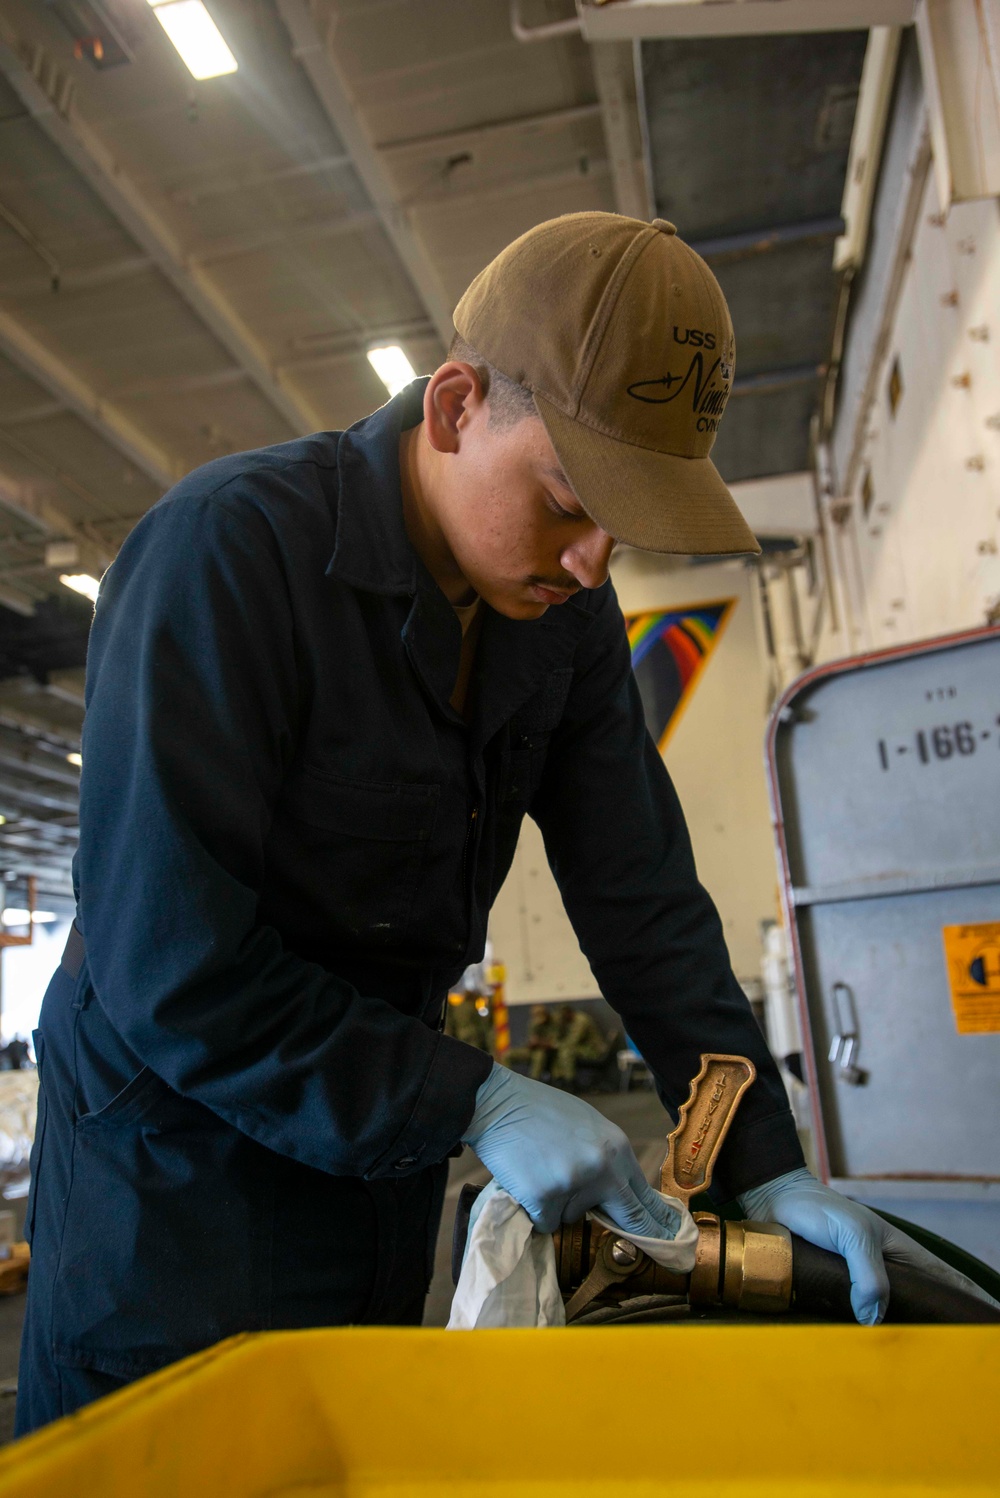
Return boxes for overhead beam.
[1,253,152,301]
[0,467,112,575]
[0,703,81,750]
[281,316,436,370]
[0,837,78,859]
[690,217,846,264]
[0,836,76,876]
[376,103,603,156]
[122,368,248,400]
[0,775,79,817]
[0,29,324,438]
[0,841,78,872]
[0,732,80,789]
[276,0,455,346]
[5,835,79,865]
[0,820,79,843]
[0,580,36,618]
[0,398,65,426]
[194,209,378,268]
[731,363,827,397]
[171,152,353,209]
[412,160,611,211]
[44,670,86,710]
[0,305,176,492]
[0,845,77,872]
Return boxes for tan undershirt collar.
[450,596,482,716]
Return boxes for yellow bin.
[0,1326,996,1496]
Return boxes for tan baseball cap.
[453,211,759,556]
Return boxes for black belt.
[60,921,86,981]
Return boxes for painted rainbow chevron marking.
[626,600,735,751]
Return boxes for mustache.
[526,576,580,594]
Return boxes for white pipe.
[511,0,582,43]
[834,27,902,274]
[762,924,802,1061]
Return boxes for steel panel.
[802,886,1000,1176]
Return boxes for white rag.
[447,1180,699,1329]
[447,1182,565,1328]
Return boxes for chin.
[487,595,548,621]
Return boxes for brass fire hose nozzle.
[554,1053,794,1321]
[554,1212,793,1318]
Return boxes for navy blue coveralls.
[18,382,804,1432]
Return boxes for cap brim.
[534,393,761,557]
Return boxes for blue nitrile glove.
[462,1063,684,1239]
[739,1166,1000,1326]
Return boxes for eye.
[545,493,580,520]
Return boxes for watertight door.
[768,628,1000,1236]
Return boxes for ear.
[423,361,487,455]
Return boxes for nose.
[561,524,616,590]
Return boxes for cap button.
[652,218,677,236]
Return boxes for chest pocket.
[500,667,574,809]
[280,770,439,947]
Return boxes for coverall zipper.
[462,804,479,894]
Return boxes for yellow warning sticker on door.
[942,923,1000,1034]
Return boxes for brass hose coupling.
[688,1212,793,1314]
[554,1212,793,1319]
[555,1054,793,1321]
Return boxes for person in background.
[0,1039,30,1071]
[444,991,491,1053]
[506,1004,559,1081]
[550,1006,607,1090]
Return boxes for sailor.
[18,214,904,1433]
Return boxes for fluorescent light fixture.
[59,573,101,603]
[45,540,80,569]
[147,0,238,80]
[67,752,83,768]
[2,909,57,926]
[367,346,417,399]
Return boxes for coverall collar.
[469,602,592,752]
[327,382,425,596]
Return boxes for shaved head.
[448,333,536,431]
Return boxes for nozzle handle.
[660,1053,756,1205]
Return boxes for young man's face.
[420,366,616,620]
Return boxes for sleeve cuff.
[709,1107,806,1205]
[364,1032,493,1180]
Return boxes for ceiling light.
[59,573,101,603]
[2,909,57,925]
[67,752,83,768]
[146,0,237,80]
[45,540,80,569]
[367,346,417,399]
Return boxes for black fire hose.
[786,1234,1000,1324]
[452,1183,1000,1324]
